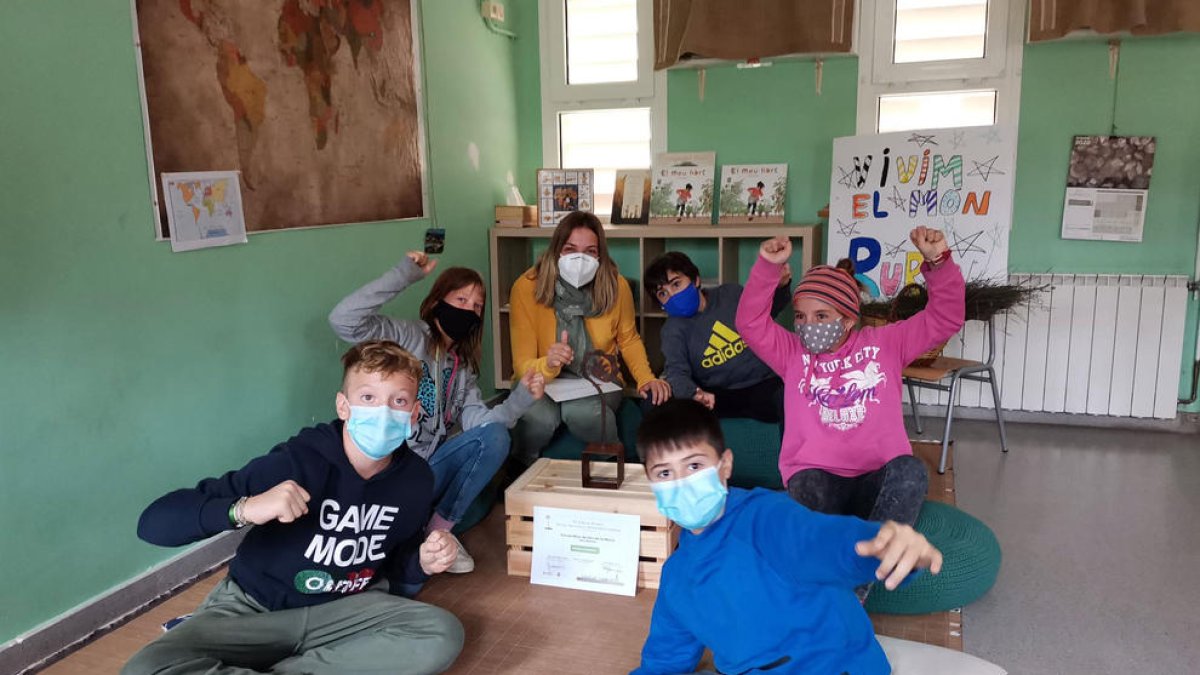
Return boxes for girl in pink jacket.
[735,227,964,531]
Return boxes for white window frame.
[539,0,667,180]
[856,0,1027,135]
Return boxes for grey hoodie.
[329,258,534,460]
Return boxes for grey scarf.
[553,280,597,376]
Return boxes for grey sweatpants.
[512,388,624,464]
[122,577,463,675]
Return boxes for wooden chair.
[903,316,1009,474]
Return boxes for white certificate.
[530,506,641,597]
[543,377,621,402]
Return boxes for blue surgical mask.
[651,465,728,530]
[346,405,414,460]
[662,283,701,318]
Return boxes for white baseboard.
[1,530,246,675]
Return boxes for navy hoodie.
[633,488,891,675]
[137,421,433,611]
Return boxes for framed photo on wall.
[537,169,594,227]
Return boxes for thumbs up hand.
[546,330,575,370]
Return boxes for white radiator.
[907,274,1191,420]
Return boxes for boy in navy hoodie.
[632,399,943,675]
[124,341,464,675]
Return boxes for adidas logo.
[701,321,747,368]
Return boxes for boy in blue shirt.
[124,341,464,675]
[633,399,943,675]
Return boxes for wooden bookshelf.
[489,224,822,389]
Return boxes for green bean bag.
[865,501,1002,615]
[722,418,784,489]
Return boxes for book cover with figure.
[650,152,716,225]
[718,164,788,224]
[611,169,651,224]
[537,169,594,227]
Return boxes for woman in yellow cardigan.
[510,211,670,461]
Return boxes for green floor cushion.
[865,501,1002,615]
[722,418,783,489]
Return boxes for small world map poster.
[135,0,424,236]
[161,171,247,252]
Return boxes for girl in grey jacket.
[330,252,544,573]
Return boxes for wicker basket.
[861,284,947,368]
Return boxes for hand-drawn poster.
[1061,135,1155,243]
[828,127,1014,298]
[135,0,425,236]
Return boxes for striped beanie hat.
[793,265,861,318]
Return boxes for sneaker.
[446,533,475,574]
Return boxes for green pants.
[122,577,463,675]
[513,388,624,464]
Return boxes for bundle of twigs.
[861,280,1044,323]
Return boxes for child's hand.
[242,480,311,525]
[909,227,948,262]
[854,521,943,590]
[419,529,458,575]
[546,330,575,369]
[759,236,791,265]
[778,262,793,288]
[693,388,715,410]
[405,251,438,276]
[640,379,672,405]
[521,369,546,400]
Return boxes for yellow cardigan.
[509,270,656,389]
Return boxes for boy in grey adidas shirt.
[644,252,790,423]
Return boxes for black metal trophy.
[579,350,625,489]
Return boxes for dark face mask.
[433,300,481,342]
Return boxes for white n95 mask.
[558,253,600,288]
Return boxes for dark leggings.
[710,377,785,424]
[786,455,928,527]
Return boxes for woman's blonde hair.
[529,211,620,315]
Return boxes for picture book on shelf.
[649,152,715,225]
[537,169,594,227]
[718,164,787,224]
[611,169,651,225]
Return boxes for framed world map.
[134,0,425,236]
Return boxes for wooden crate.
[504,458,678,589]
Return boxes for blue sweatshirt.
[633,488,890,675]
[137,421,433,611]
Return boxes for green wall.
[0,0,522,644]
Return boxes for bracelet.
[926,249,951,267]
[228,496,249,529]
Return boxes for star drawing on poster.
[884,239,907,257]
[967,156,1004,182]
[950,130,966,150]
[888,186,907,210]
[949,230,987,256]
[836,219,861,238]
[836,166,855,189]
[907,133,938,148]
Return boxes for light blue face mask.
[650,464,728,530]
[346,405,414,460]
